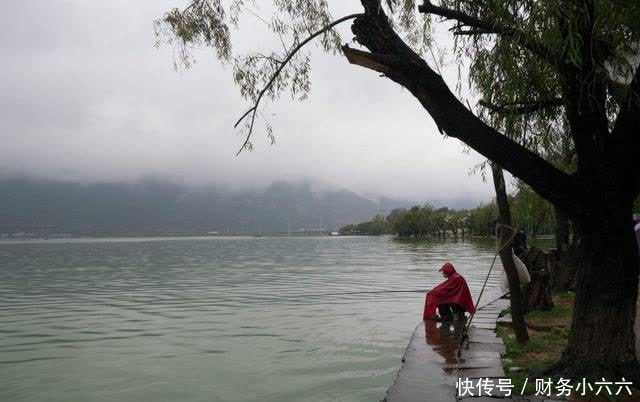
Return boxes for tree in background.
[492,164,529,343]
[467,202,498,237]
[157,0,640,381]
[511,182,555,238]
[339,214,391,235]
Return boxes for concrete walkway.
[455,291,563,401]
[383,288,565,401]
[383,288,512,402]
[384,286,640,401]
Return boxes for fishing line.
[271,289,427,300]
[456,224,518,359]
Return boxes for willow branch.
[479,98,564,115]
[452,28,495,36]
[418,1,559,69]
[233,13,364,156]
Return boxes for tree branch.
[342,46,400,74]
[478,98,564,115]
[233,13,364,156]
[418,1,559,69]
[558,0,610,182]
[345,7,583,215]
[453,28,495,36]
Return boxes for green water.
[0,236,504,402]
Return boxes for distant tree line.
[340,183,560,238]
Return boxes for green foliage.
[339,214,392,235]
[452,0,640,170]
[393,204,441,238]
[526,303,573,319]
[344,203,482,238]
[341,184,558,238]
[156,0,344,150]
[466,202,498,237]
[510,181,555,236]
[157,0,233,67]
[155,1,435,151]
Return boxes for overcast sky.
[0,0,498,205]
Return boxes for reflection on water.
[0,236,503,402]
[424,319,467,367]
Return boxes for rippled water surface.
[0,236,503,402]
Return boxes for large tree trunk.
[554,205,570,251]
[535,207,640,382]
[492,164,529,343]
[549,243,580,292]
[550,206,579,292]
[568,217,639,376]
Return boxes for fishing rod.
[456,224,518,359]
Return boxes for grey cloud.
[0,0,494,205]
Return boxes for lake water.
[0,236,504,402]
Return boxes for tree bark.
[549,244,580,292]
[492,163,529,343]
[554,205,570,251]
[534,208,640,382]
[522,247,554,312]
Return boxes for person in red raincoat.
[423,262,476,321]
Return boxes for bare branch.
[233,13,364,156]
[418,1,559,68]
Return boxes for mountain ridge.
[0,176,422,236]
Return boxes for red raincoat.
[423,262,476,320]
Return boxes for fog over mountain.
[0,176,487,237]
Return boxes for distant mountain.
[0,177,412,236]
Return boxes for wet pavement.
[384,288,512,402]
[385,285,640,401]
[383,288,571,401]
[382,320,464,402]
